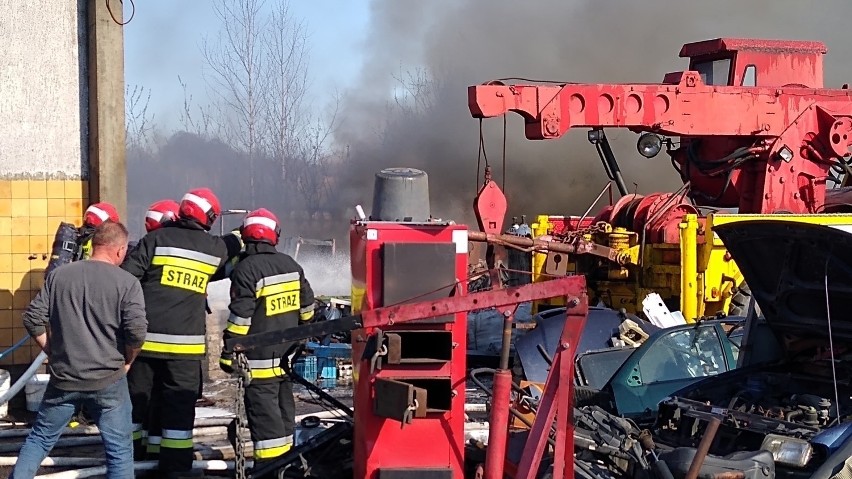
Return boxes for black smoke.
[333,0,852,227]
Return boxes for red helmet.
[145,199,180,232]
[179,188,221,229]
[241,208,281,246]
[83,202,120,228]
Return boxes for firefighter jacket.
[220,242,315,380]
[122,219,242,360]
[77,226,96,261]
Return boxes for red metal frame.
[350,221,470,478]
[468,38,852,216]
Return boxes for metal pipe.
[679,214,699,322]
[34,460,251,479]
[0,457,103,467]
[499,310,515,370]
[484,369,512,479]
[468,231,580,254]
[0,418,236,439]
[684,417,721,479]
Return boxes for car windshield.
[693,58,731,85]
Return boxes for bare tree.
[177,76,223,139]
[125,84,155,150]
[263,0,310,201]
[296,99,340,215]
[202,0,269,205]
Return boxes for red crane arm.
[469,72,852,153]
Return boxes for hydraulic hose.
[0,351,47,406]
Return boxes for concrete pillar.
[87,0,127,220]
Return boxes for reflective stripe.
[132,423,144,432]
[154,247,221,267]
[87,205,110,222]
[146,444,161,453]
[132,430,145,441]
[255,272,299,290]
[225,323,249,335]
[226,313,251,335]
[248,358,281,369]
[182,193,213,215]
[244,216,278,229]
[142,333,206,355]
[152,256,218,275]
[299,305,314,314]
[163,429,192,439]
[300,310,314,321]
[228,314,251,326]
[146,333,205,344]
[219,357,232,366]
[161,429,193,449]
[254,435,293,459]
[249,358,284,379]
[147,436,161,445]
[146,210,164,223]
[257,281,299,298]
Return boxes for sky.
[123,0,370,131]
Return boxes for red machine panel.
[350,220,469,479]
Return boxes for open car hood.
[714,220,852,342]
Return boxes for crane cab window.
[693,58,732,86]
[741,65,757,87]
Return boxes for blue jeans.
[12,375,134,479]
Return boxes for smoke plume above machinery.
[333,0,852,226]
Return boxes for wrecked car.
[655,220,852,479]
[513,306,744,424]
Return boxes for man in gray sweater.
[12,221,147,479]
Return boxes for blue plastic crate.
[293,356,317,382]
[307,342,351,359]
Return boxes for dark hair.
[92,220,129,247]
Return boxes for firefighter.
[79,202,120,259]
[144,199,180,233]
[219,208,315,467]
[122,188,241,478]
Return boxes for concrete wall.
[0,2,90,365]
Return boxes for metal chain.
[234,352,251,479]
[553,221,610,244]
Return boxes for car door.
[606,323,734,423]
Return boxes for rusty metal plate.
[544,251,569,276]
[373,378,427,423]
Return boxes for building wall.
[0,2,89,365]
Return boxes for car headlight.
[760,434,813,468]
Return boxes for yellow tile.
[11,236,28,253]
[28,180,46,199]
[0,181,10,199]
[0,199,10,217]
[0,273,12,292]
[11,217,28,236]
[29,217,48,237]
[12,290,32,309]
[65,198,84,218]
[47,199,65,217]
[11,272,27,290]
[0,217,11,236]
[12,254,32,273]
[14,347,31,365]
[10,199,28,218]
[0,255,10,274]
[46,180,65,199]
[0,327,13,346]
[29,257,47,271]
[0,290,11,311]
[30,237,49,254]
[0,237,10,254]
[29,199,47,217]
[10,182,28,199]
[29,273,44,290]
[64,180,87,200]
